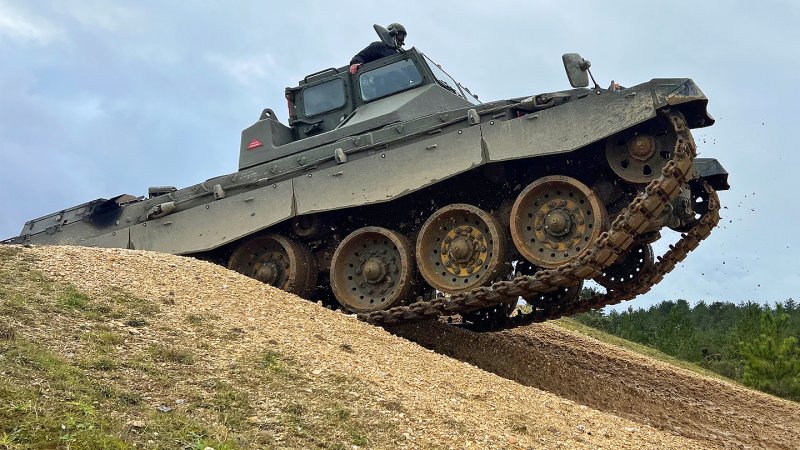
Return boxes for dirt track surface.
[5,245,798,448]
[391,322,800,449]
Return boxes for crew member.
[349,23,407,74]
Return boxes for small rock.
[576,424,586,433]
[156,405,173,413]
[508,435,518,444]
[203,447,215,450]
[175,399,186,405]
[129,420,146,429]
[128,329,140,335]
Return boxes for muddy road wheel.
[511,176,606,269]
[416,204,508,294]
[330,227,415,313]
[605,125,677,184]
[227,234,318,298]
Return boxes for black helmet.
[387,23,406,47]
[387,23,406,37]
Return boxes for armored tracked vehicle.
[5,27,729,329]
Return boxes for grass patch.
[144,409,239,450]
[107,287,159,318]
[0,294,35,322]
[58,287,91,310]
[0,338,239,449]
[86,356,118,371]
[258,350,289,375]
[0,340,128,449]
[0,323,16,341]
[149,344,194,365]
[83,329,125,347]
[554,318,729,381]
[186,313,205,325]
[0,247,403,448]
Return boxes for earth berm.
[1,245,797,449]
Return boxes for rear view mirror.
[562,53,590,88]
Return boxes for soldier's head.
[387,23,407,47]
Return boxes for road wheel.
[510,176,606,269]
[227,233,318,298]
[416,204,508,294]
[330,227,415,313]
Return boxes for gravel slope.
[4,245,783,449]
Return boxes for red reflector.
[247,138,263,150]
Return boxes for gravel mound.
[8,245,734,448]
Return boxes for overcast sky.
[1,0,798,309]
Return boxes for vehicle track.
[362,110,721,329]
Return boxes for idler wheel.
[510,176,606,269]
[330,227,415,313]
[605,124,678,184]
[228,233,318,298]
[594,244,654,291]
[416,204,508,294]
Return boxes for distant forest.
[572,294,800,401]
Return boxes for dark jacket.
[350,41,398,65]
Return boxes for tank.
[4,30,729,330]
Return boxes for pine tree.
[739,307,800,400]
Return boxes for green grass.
[0,340,129,450]
[57,287,91,310]
[258,350,290,376]
[149,344,195,365]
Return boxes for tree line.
[572,294,800,401]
